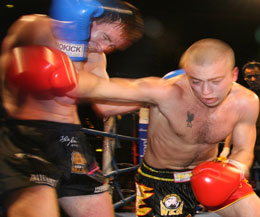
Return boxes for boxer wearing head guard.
[0,0,143,216]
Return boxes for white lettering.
[94,184,108,193]
[30,174,58,187]
[56,40,85,57]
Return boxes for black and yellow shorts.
[135,161,199,217]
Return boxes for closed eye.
[191,80,201,85]
[103,33,111,42]
[212,80,221,84]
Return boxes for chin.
[202,100,220,108]
[206,103,219,108]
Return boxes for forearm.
[228,149,254,177]
[92,103,141,118]
[71,73,154,102]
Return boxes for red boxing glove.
[191,158,242,207]
[6,45,78,96]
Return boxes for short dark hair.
[242,61,260,77]
[94,0,144,44]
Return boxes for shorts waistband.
[4,119,82,130]
[138,161,192,182]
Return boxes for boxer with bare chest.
[69,38,260,217]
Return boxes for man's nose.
[202,83,212,95]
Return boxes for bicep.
[107,77,172,104]
[232,97,259,154]
[232,121,256,154]
[68,74,174,105]
[92,103,141,117]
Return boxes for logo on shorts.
[71,151,87,174]
[136,183,154,216]
[160,194,184,216]
[60,136,79,147]
[174,171,192,183]
[94,184,108,193]
[30,174,58,187]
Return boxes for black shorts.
[135,161,199,217]
[0,119,108,200]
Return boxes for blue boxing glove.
[49,0,104,61]
[162,69,186,79]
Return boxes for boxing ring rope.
[81,127,141,210]
[82,128,140,141]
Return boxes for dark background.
[1,0,260,164]
[1,0,260,83]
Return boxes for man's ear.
[232,67,239,82]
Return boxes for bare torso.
[1,52,107,124]
[3,87,80,124]
[144,76,240,169]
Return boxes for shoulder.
[12,14,51,33]
[83,52,107,78]
[147,75,186,103]
[231,83,259,118]
[19,14,49,23]
[86,52,106,64]
[2,14,55,53]
[232,83,259,105]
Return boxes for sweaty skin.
[144,76,253,169]
[0,15,79,123]
[69,67,257,170]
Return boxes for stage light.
[5,4,14,8]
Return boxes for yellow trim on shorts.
[137,167,175,181]
[213,192,255,212]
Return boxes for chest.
[186,110,230,143]
[157,103,237,144]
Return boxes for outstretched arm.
[68,69,173,105]
[81,52,142,117]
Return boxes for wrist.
[56,39,87,61]
[216,157,249,179]
[228,159,249,179]
[219,147,230,157]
